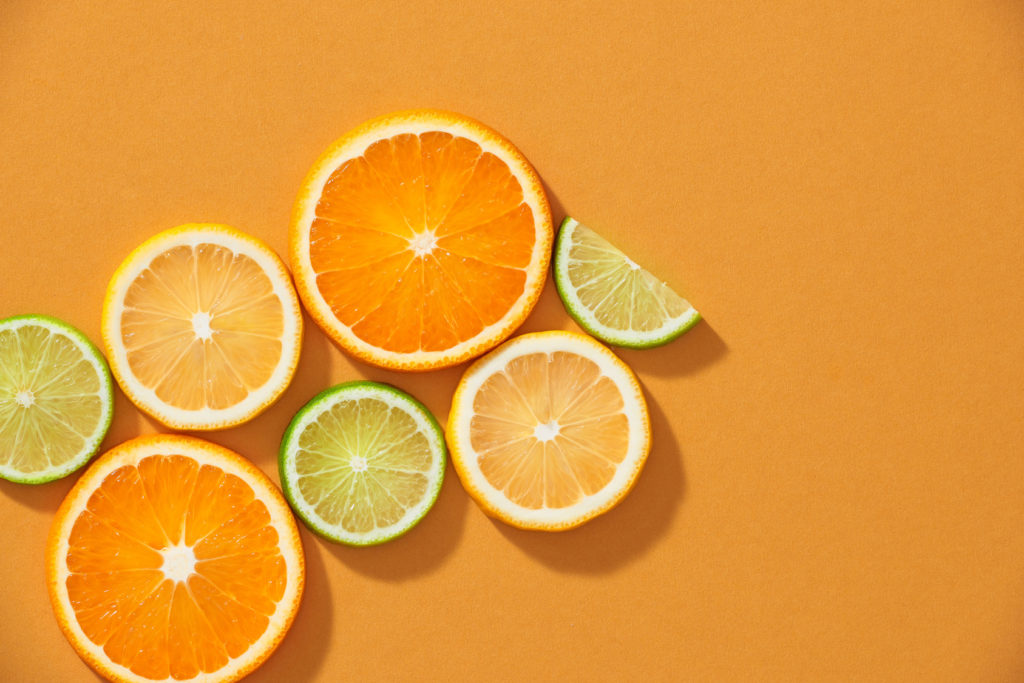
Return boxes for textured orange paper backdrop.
[2,2,1023,681]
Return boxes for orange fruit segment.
[446,331,651,531]
[291,110,553,371]
[102,224,303,430]
[47,434,304,683]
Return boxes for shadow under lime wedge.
[553,217,701,348]
[279,381,446,546]
[0,315,113,483]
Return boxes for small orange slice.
[447,331,651,530]
[47,434,304,683]
[102,224,303,430]
[290,110,553,371]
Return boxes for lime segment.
[279,381,446,545]
[0,315,114,483]
[553,217,700,348]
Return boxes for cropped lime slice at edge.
[553,217,700,348]
[279,380,446,546]
[0,315,114,484]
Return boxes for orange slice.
[290,109,553,371]
[447,331,651,530]
[102,224,303,430]
[46,434,305,683]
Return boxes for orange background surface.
[2,2,1023,681]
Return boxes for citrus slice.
[290,109,553,371]
[47,434,304,683]
[102,224,303,430]
[279,381,446,546]
[554,217,701,348]
[447,330,651,531]
[0,315,113,484]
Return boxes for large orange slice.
[102,224,303,430]
[290,110,553,371]
[447,331,651,531]
[47,434,304,683]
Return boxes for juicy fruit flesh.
[310,131,535,353]
[567,223,692,332]
[120,243,285,411]
[0,325,104,474]
[65,454,287,680]
[469,351,629,509]
[294,397,433,533]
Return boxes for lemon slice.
[102,224,303,430]
[447,331,651,531]
[554,217,700,348]
[0,315,113,484]
[279,381,446,546]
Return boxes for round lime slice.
[0,315,114,483]
[279,381,446,546]
[553,217,701,348]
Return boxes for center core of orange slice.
[159,543,197,582]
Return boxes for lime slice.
[0,315,114,483]
[553,217,701,348]
[279,381,446,546]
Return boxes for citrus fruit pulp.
[290,109,553,371]
[0,314,113,484]
[102,224,303,430]
[554,217,700,348]
[447,330,651,531]
[280,381,446,545]
[47,434,304,683]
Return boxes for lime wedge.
[553,217,701,348]
[279,381,446,546]
[0,315,114,483]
